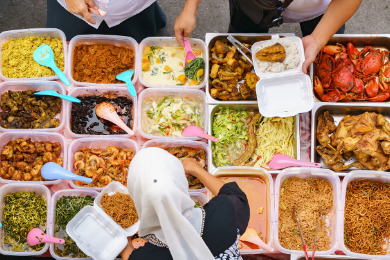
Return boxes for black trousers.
[46,1,167,42]
[228,0,345,37]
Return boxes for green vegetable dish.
[184,58,205,82]
[2,192,47,252]
[143,96,203,137]
[212,108,250,167]
[54,195,94,258]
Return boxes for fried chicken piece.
[210,88,220,99]
[354,129,390,156]
[213,40,229,54]
[381,141,390,155]
[218,70,240,81]
[330,115,359,147]
[349,112,377,136]
[376,113,390,134]
[239,84,251,99]
[316,111,337,149]
[210,64,220,79]
[255,43,286,62]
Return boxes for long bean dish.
[0,90,61,129]
[2,192,47,252]
[212,107,295,168]
[73,146,134,187]
[0,138,63,181]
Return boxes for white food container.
[274,167,341,256]
[0,28,67,81]
[339,170,390,259]
[66,86,137,138]
[138,88,208,140]
[0,80,66,132]
[67,137,139,190]
[0,131,67,185]
[68,35,138,87]
[49,189,99,260]
[252,36,313,117]
[138,37,207,89]
[66,181,138,260]
[0,183,51,256]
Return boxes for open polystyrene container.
[0,80,66,132]
[256,73,314,117]
[0,131,67,185]
[212,166,274,255]
[49,189,99,260]
[138,37,207,89]
[66,86,137,138]
[252,36,313,117]
[274,167,340,256]
[138,88,208,140]
[68,34,138,87]
[67,137,139,190]
[0,183,51,256]
[190,192,210,206]
[66,181,138,260]
[339,170,390,259]
[0,28,67,81]
[143,139,209,193]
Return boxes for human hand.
[120,237,135,260]
[181,158,205,178]
[301,34,323,74]
[174,9,197,46]
[65,0,98,24]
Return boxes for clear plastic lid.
[256,73,314,117]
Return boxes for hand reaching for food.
[181,158,204,178]
[65,0,98,24]
[174,0,201,46]
[301,34,322,74]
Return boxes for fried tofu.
[218,70,240,81]
[210,64,220,79]
[214,40,229,54]
[239,84,251,99]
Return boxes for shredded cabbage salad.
[144,97,203,137]
[212,108,249,167]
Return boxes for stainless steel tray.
[205,33,294,105]
[208,104,300,174]
[290,255,361,260]
[311,102,390,176]
[311,33,390,103]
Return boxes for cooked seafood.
[316,111,390,171]
[209,40,259,101]
[255,43,286,62]
[0,90,61,129]
[73,147,134,187]
[0,138,62,181]
[164,146,206,189]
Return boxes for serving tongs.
[293,206,320,260]
[227,35,253,66]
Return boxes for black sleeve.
[216,182,250,235]
[129,243,173,260]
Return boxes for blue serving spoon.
[34,90,81,103]
[33,44,70,86]
[41,162,92,183]
[116,70,136,97]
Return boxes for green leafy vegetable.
[194,202,201,208]
[184,58,205,81]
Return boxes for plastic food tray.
[339,170,390,259]
[208,103,300,174]
[205,33,295,104]
[66,181,138,260]
[274,167,341,256]
[65,86,137,139]
[143,139,210,193]
[0,28,67,81]
[0,131,67,185]
[138,37,207,89]
[212,166,274,255]
[0,183,51,256]
[137,88,208,140]
[0,80,66,132]
[49,189,99,260]
[67,137,139,190]
[67,34,138,87]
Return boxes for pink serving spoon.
[95,102,134,136]
[183,39,196,67]
[27,228,65,246]
[267,154,321,170]
[182,126,218,142]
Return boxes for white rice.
[253,38,301,73]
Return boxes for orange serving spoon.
[239,228,274,252]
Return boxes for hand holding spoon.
[184,39,196,67]
[27,228,65,246]
[95,102,134,136]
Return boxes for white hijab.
[127,147,215,260]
